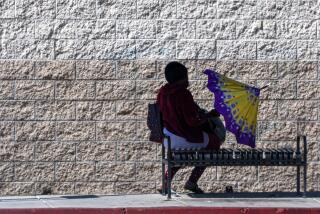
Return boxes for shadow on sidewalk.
[186,191,320,198]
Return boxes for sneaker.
[184,181,204,194]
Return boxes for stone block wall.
[0,0,319,195]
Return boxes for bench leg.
[297,166,301,195]
[161,143,166,196]
[303,164,307,197]
[162,162,165,195]
[167,164,172,199]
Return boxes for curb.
[1,207,320,214]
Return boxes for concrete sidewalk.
[1,193,320,209]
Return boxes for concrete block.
[157,20,196,39]
[55,162,95,181]
[278,100,318,121]
[115,100,148,120]
[94,40,115,59]
[238,181,279,192]
[0,101,34,120]
[16,121,55,141]
[136,40,176,59]
[0,163,14,181]
[0,20,16,39]
[137,0,176,19]
[56,121,95,141]
[117,142,157,161]
[0,182,35,195]
[258,100,277,121]
[96,162,136,181]
[235,61,277,80]
[136,80,164,99]
[13,19,35,39]
[76,101,115,120]
[14,162,54,182]
[257,40,297,60]
[35,60,75,80]
[0,142,14,161]
[54,20,76,39]
[56,0,96,19]
[0,60,34,80]
[299,0,320,19]
[197,20,235,39]
[76,60,116,80]
[258,121,297,141]
[117,60,157,79]
[0,0,15,18]
[16,0,55,19]
[35,142,76,161]
[177,40,216,59]
[112,40,136,59]
[35,101,75,120]
[97,0,136,19]
[217,166,257,182]
[136,121,151,141]
[189,80,214,100]
[55,40,76,59]
[96,80,136,100]
[178,0,217,18]
[35,20,55,40]
[277,20,316,39]
[74,20,116,39]
[36,182,75,195]
[257,80,296,100]
[278,61,318,79]
[218,0,256,19]
[297,81,320,99]
[135,163,161,181]
[95,20,116,39]
[15,39,54,60]
[74,39,96,59]
[306,141,320,162]
[299,122,320,141]
[217,40,256,60]
[236,20,276,39]
[257,0,299,19]
[215,61,237,78]
[297,41,320,60]
[0,39,15,59]
[16,80,54,100]
[55,80,95,100]
[96,121,136,141]
[258,166,277,182]
[76,142,116,161]
[117,20,157,39]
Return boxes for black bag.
[147,103,163,143]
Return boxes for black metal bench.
[161,135,307,199]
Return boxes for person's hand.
[207,109,220,117]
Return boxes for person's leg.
[184,133,222,194]
[184,166,206,193]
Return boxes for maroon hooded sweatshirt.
[157,81,208,143]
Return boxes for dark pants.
[165,166,206,185]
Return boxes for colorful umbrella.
[204,69,261,148]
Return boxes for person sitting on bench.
[157,61,226,194]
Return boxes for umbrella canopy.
[204,69,260,148]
